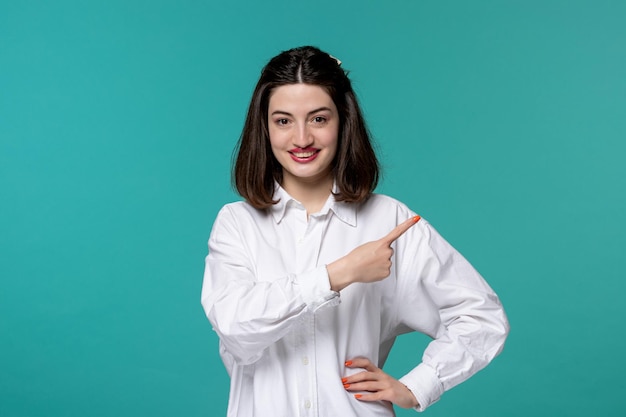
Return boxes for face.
[267,83,339,191]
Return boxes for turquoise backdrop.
[1,1,625,416]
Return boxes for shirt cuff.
[294,265,340,310]
[399,363,444,412]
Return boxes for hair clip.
[329,54,342,66]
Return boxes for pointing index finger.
[382,215,421,244]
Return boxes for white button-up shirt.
[202,186,508,416]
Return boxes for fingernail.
[345,360,352,366]
[354,394,362,399]
[343,383,350,389]
[413,215,421,223]
[341,377,348,383]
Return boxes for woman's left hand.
[342,357,419,409]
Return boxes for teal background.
[1,1,625,416]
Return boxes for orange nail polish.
[345,360,352,366]
[354,394,362,399]
[413,215,421,223]
[343,383,350,389]
[341,377,348,383]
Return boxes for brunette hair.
[233,45,379,209]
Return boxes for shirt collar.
[269,182,357,227]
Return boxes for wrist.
[326,258,352,292]
[404,384,419,408]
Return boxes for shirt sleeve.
[201,205,340,365]
[395,218,510,412]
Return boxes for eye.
[312,116,327,124]
[275,118,290,126]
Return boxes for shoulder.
[211,201,271,236]
[354,194,433,238]
[360,193,415,219]
[217,200,255,216]
[358,194,436,242]
[216,200,270,219]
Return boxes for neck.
[281,173,334,215]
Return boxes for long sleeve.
[201,204,339,365]
[395,218,509,411]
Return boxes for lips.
[288,147,320,162]
[292,150,316,158]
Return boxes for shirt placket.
[293,211,325,416]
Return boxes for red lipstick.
[288,147,320,163]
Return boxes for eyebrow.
[270,107,334,117]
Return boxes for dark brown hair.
[233,45,379,209]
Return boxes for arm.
[201,206,339,365]
[395,219,510,411]
[341,217,508,411]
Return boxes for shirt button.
[302,356,309,365]
[297,237,304,244]
[304,400,311,409]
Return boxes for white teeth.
[293,151,315,158]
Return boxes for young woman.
[201,46,509,416]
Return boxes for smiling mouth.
[290,150,318,158]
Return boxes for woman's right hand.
[327,216,420,292]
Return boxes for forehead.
[268,84,336,113]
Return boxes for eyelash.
[273,115,329,126]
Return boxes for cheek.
[267,128,284,149]
[324,128,340,150]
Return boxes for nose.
[293,123,313,148]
